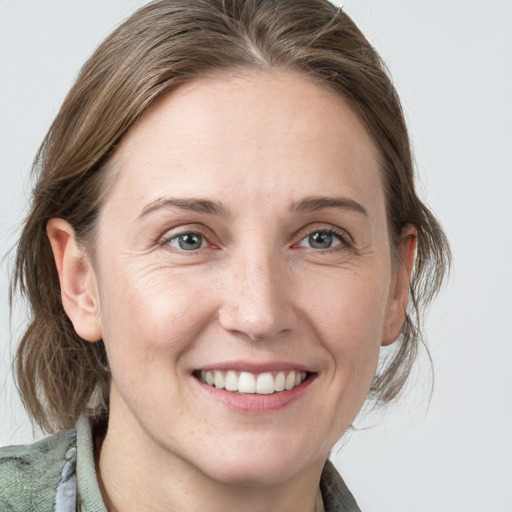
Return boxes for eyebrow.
[292,196,369,217]
[138,197,230,219]
[138,195,368,220]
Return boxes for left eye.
[298,230,343,249]
[167,232,207,251]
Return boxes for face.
[54,70,412,487]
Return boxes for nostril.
[218,304,295,342]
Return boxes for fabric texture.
[0,427,76,512]
[0,418,361,511]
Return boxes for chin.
[202,456,310,488]
[187,433,327,488]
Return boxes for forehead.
[107,69,383,217]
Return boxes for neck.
[97,404,326,512]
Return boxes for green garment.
[0,417,106,512]
[0,417,361,511]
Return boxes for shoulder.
[0,428,76,512]
[321,460,362,512]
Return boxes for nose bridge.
[219,243,294,340]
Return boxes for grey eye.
[169,232,205,251]
[299,230,342,249]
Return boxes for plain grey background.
[1,1,511,511]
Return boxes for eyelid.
[294,223,352,246]
[156,222,352,252]
[158,224,217,249]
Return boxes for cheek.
[97,264,217,376]
[287,265,392,444]
[299,264,390,371]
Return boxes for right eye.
[298,229,343,250]
[166,232,207,251]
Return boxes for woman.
[0,0,450,510]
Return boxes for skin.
[48,70,416,512]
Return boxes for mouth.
[193,369,312,395]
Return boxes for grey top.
[0,417,361,511]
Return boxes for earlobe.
[47,218,102,342]
[381,225,418,346]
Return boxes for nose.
[218,249,297,341]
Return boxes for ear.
[47,218,102,342]
[381,224,418,346]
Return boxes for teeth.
[198,369,307,394]
[214,371,225,389]
[256,372,275,394]
[224,370,238,391]
[285,372,296,391]
[238,372,256,393]
[274,371,285,392]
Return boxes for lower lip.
[195,375,316,414]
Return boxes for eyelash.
[296,227,351,252]
[159,229,213,252]
[158,225,351,253]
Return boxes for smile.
[195,370,309,395]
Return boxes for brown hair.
[12,0,450,432]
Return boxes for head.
[14,0,449,454]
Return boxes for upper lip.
[194,360,315,374]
